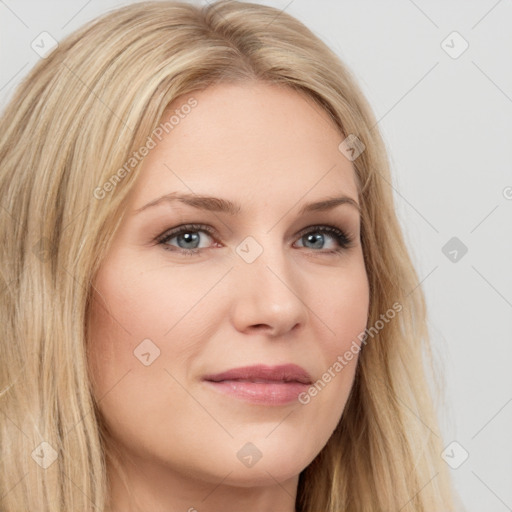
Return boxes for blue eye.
[157,223,216,256]
[156,223,354,256]
[295,225,352,253]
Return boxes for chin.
[220,440,317,487]
[176,438,315,488]
[219,464,304,488]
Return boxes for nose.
[229,241,309,337]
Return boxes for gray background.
[1,1,511,509]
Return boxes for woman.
[0,1,457,510]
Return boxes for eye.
[156,223,355,256]
[294,225,354,254]
[156,223,217,256]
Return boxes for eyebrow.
[134,192,360,216]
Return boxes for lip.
[202,364,312,406]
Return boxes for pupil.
[178,232,199,249]
[175,232,326,250]
[306,233,323,249]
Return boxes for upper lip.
[203,364,312,384]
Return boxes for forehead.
[129,81,359,212]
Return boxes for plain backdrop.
[1,1,511,510]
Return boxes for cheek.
[315,257,370,354]
[86,264,197,455]
[292,255,369,423]
[88,253,214,352]
[86,256,224,415]
[86,242,369,456]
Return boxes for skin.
[87,81,370,512]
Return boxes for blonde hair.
[0,1,455,510]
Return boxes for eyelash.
[155,223,355,257]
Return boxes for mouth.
[202,364,312,405]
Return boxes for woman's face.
[88,81,369,498]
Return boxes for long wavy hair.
[0,1,455,510]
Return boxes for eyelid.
[295,224,355,251]
[155,223,216,243]
[155,222,355,255]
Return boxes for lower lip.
[203,380,310,405]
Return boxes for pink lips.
[202,364,312,405]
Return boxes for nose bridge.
[230,231,308,334]
[236,231,294,292]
